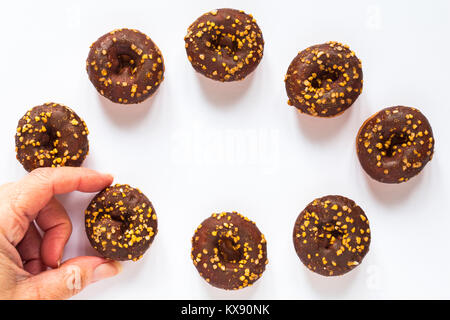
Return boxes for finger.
[0,182,14,193]
[35,197,72,268]
[14,256,122,300]
[0,167,113,245]
[16,222,46,275]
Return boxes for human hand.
[0,167,122,299]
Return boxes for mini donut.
[285,41,363,117]
[184,8,264,82]
[15,103,89,172]
[293,195,371,277]
[85,184,158,261]
[356,106,435,183]
[87,28,164,104]
[191,212,268,290]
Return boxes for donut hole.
[102,218,123,231]
[217,237,242,263]
[108,209,127,224]
[110,42,140,75]
[209,34,239,56]
[324,229,343,249]
[35,131,52,147]
[34,125,58,149]
[115,53,137,74]
[318,224,344,250]
[311,70,340,89]
[384,133,408,157]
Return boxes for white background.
[0,0,449,299]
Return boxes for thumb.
[14,256,122,300]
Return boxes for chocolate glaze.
[356,106,434,183]
[293,195,370,276]
[285,42,363,117]
[87,28,164,104]
[191,212,268,290]
[15,103,89,172]
[185,8,264,82]
[85,184,158,261]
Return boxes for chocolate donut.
[15,103,89,172]
[285,41,363,117]
[356,106,435,183]
[85,184,157,261]
[87,28,164,104]
[191,212,268,290]
[293,195,371,276]
[184,8,264,82]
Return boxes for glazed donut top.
[85,184,157,261]
[293,195,371,276]
[15,103,89,172]
[87,28,164,104]
[356,106,434,183]
[184,8,264,81]
[191,212,268,290]
[285,41,363,117]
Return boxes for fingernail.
[92,261,122,283]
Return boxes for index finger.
[0,167,113,245]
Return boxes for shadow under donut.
[201,275,260,300]
[363,169,425,206]
[195,71,256,108]
[294,93,366,142]
[304,263,360,297]
[97,87,162,128]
